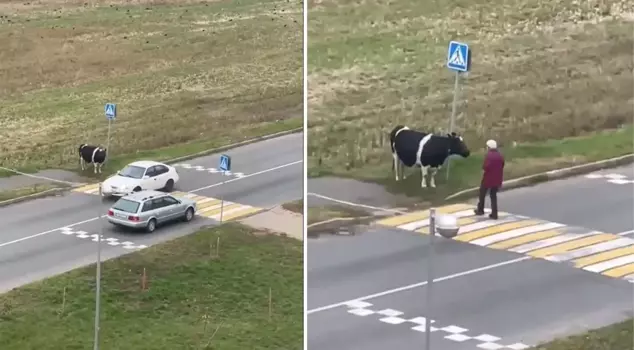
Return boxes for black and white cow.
[390,125,470,188]
[78,144,107,174]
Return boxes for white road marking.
[306,256,530,315]
[0,216,102,248]
[584,255,634,273]
[189,160,302,193]
[306,192,406,214]
[617,229,634,236]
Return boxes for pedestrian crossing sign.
[219,154,231,172]
[447,41,470,72]
[104,103,116,120]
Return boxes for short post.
[424,208,436,350]
[219,175,226,223]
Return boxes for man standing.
[474,139,505,219]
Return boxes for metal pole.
[446,71,460,182]
[94,183,103,350]
[219,172,225,223]
[424,207,436,350]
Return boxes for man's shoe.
[489,213,498,220]
[474,209,485,216]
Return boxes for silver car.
[106,190,197,232]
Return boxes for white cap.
[486,139,497,149]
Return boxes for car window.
[141,201,154,212]
[155,165,169,175]
[150,198,165,209]
[145,166,157,177]
[163,196,179,206]
[118,165,146,179]
[113,198,140,213]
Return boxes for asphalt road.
[0,133,303,293]
[307,167,634,350]
[499,164,634,235]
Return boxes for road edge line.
[306,256,531,315]
[445,153,634,201]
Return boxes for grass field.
[0,0,302,174]
[0,223,303,350]
[307,0,634,188]
[532,318,633,350]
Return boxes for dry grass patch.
[0,0,302,173]
[307,0,633,188]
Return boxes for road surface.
[0,133,303,293]
[307,167,634,350]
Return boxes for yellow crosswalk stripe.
[376,203,473,227]
[196,199,223,210]
[198,203,243,217]
[416,217,478,234]
[455,220,540,243]
[601,262,634,278]
[573,245,634,268]
[488,229,563,250]
[74,183,100,193]
[527,234,618,258]
[216,206,265,221]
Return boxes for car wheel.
[164,179,175,192]
[146,219,157,233]
[133,186,142,192]
[184,207,195,222]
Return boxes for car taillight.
[107,210,114,216]
[128,215,140,221]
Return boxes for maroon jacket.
[482,149,505,188]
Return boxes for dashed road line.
[59,227,147,250]
[374,203,634,283]
[584,172,634,185]
[343,301,531,349]
[172,163,246,178]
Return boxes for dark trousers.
[476,185,498,216]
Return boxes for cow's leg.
[429,167,438,188]
[93,162,97,174]
[80,156,85,170]
[420,166,428,188]
[392,152,400,181]
[97,162,102,174]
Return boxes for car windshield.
[112,199,140,213]
[118,165,146,179]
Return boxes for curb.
[0,187,66,208]
[307,216,375,229]
[164,127,302,165]
[445,153,634,201]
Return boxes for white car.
[100,160,180,197]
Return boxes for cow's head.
[447,132,470,158]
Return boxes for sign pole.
[444,41,470,184]
[218,154,231,224]
[104,103,117,168]
[219,173,225,224]
[446,71,460,181]
[424,207,436,350]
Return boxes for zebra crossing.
[72,184,265,222]
[374,203,634,283]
